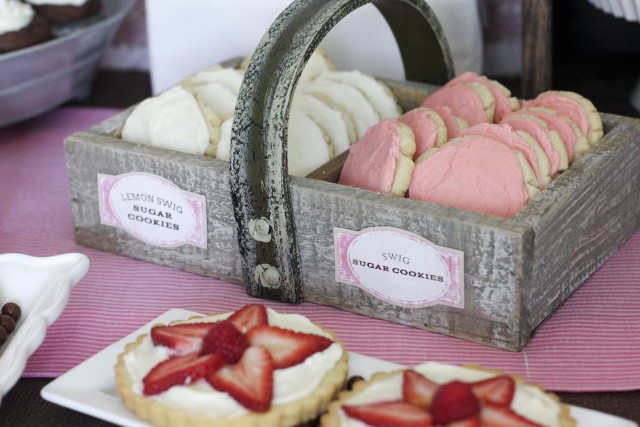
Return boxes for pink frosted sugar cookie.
[446,71,521,122]
[408,136,530,218]
[523,90,603,145]
[521,106,590,162]
[428,105,469,139]
[398,107,447,159]
[460,123,546,190]
[421,82,495,126]
[339,119,416,196]
[501,113,568,175]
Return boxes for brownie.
[0,14,51,54]
[31,0,101,24]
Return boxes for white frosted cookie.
[292,92,351,156]
[182,67,244,96]
[242,49,336,85]
[524,90,603,146]
[287,107,332,176]
[201,104,222,158]
[315,70,401,119]
[215,108,331,178]
[339,119,415,196]
[298,48,337,87]
[188,82,238,121]
[215,117,233,161]
[304,79,379,141]
[121,86,210,156]
[409,136,532,218]
[398,107,447,159]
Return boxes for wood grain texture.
[65,79,640,352]
[521,0,553,98]
[517,114,640,331]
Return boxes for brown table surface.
[1,70,638,426]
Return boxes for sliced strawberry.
[207,346,273,412]
[480,402,544,427]
[143,353,224,396]
[227,304,268,333]
[246,325,332,369]
[471,375,515,406]
[199,320,249,363]
[447,416,482,427]
[150,322,216,354]
[343,400,433,427]
[403,369,439,408]
[429,380,481,425]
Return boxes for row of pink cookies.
[339,72,604,218]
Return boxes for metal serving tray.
[0,0,134,128]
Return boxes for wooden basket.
[64,0,640,351]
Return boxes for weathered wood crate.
[64,0,640,351]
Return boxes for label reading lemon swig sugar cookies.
[98,173,207,248]
[334,227,464,308]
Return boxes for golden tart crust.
[114,314,349,427]
[320,365,575,427]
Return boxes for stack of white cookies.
[121,50,402,177]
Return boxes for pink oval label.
[98,173,207,248]
[334,227,464,308]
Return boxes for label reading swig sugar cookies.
[334,227,464,308]
[98,173,207,248]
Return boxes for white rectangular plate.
[41,309,638,427]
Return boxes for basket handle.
[229,0,453,303]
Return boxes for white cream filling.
[124,309,343,418]
[339,362,562,427]
[26,0,90,6]
[0,0,33,34]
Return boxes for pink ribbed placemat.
[1,107,639,392]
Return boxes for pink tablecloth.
[1,107,639,392]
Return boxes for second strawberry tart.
[322,362,575,427]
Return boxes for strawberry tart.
[322,362,575,427]
[115,304,349,427]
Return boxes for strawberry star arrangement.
[115,304,349,427]
[321,362,575,427]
